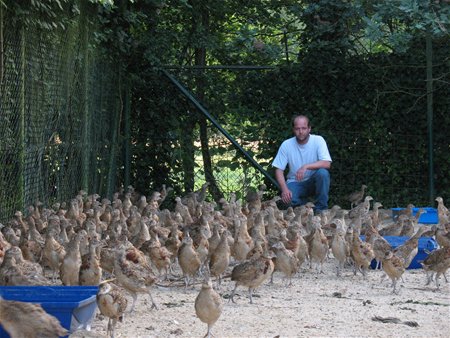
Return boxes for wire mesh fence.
[0,15,123,223]
[1,13,447,224]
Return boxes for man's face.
[293,117,311,144]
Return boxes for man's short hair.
[292,115,310,127]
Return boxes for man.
[272,115,332,213]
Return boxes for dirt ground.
[70,258,450,338]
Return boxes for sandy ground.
[70,258,450,338]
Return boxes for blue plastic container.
[0,286,98,338]
[361,236,438,269]
[391,207,438,224]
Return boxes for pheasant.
[232,217,254,262]
[435,196,449,224]
[245,184,266,213]
[421,246,450,289]
[229,250,274,304]
[379,215,406,237]
[0,247,48,286]
[96,279,128,338]
[60,231,85,286]
[349,196,373,219]
[42,228,66,283]
[79,238,104,286]
[114,244,158,312]
[347,184,367,208]
[365,224,391,270]
[393,226,430,268]
[306,219,328,273]
[435,223,450,249]
[381,250,406,294]
[330,219,350,277]
[271,241,299,286]
[177,231,201,288]
[350,229,374,278]
[195,275,223,338]
[209,231,230,287]
[0,296,68,338]
[140,233,172,279]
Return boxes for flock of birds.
[0,183,449,338]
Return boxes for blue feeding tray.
[391,207,438,224]
[361,236,438,269]
[0,286,98,338]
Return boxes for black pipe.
[162,69,280,191]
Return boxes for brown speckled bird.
[195,275,223,338]
[178,231,201,288]
[209,231,230,287]
[351,231,374,278]
[421,246,450,289]
[347,184,367,208]
[114,244,158,312]
[0,296,68,338]
[306,219,329,273]
[79,238,104,286]
[271,241,299,286]
[381,250,406,294]
[229,251,274,304]
[96,279,128,338]
[331,219,350,277]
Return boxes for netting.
[0,13,123,222]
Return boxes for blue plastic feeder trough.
[391,207,438,224]
[361,235,438,269]
[0,286,98,338]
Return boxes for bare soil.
[70,259,450,338]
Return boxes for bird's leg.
[229,283,238,303]
[111,318,117,338]
[392,279,400,294]
[269,271,275,285]
[148,289,158,310]
[128,293,138,313]
[425,272,432,285]
[361,268,368,279]
[443,272,448,283]
[184,275,189,290]
[435,272,441,289]
[215,277,220,291]
[106,318,112,337]
[288,276,293,287]
[191,274,197,289]
[205,323,213,338]
[248,287,254,304]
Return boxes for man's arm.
[295,160,331,181]
[275,168,292,204]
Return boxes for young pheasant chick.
[381,250,406,294]
[229,250,274,304]
[0,296,68,338]
[421,246,450,289]
[97,279,128,338]
[195,276,223,338]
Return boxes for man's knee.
[315,168,330,181]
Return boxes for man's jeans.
[287,168,330,212]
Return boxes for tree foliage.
[3,0,449,208]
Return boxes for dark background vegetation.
[1,0,449,220]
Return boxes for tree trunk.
[193,5,223,202]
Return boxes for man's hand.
[281,189,292,204]
[295,166,308,181]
